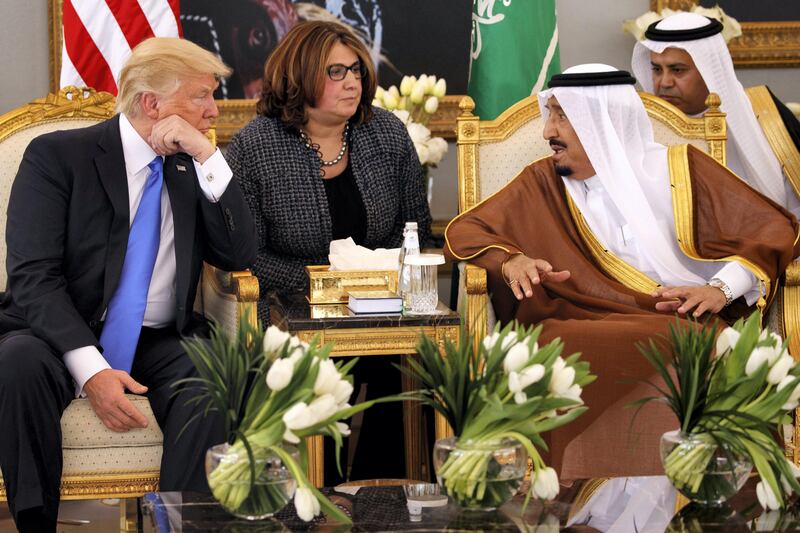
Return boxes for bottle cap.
[404,253,445,266]
[404,221,418,230]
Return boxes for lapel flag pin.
[176,164,187,172]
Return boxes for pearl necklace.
[299,123,350,167]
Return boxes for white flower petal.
[423,96,439,114]
[532,467,559,500]
[504,344,530,374]
[406,122,431,145]
[745,349,770,376]
[283,428,300,444]
[548,358,575,395]
[313,359,340,396]
[263,326,292,354]
[283,402,314,430]
[399,76,414,96]
[308,394,338,425]
[561,384,583,404]
[391,109,410,125]
[714,327,740,355]
[410,81,425,104]
[294,487,319,521]
[756,481,781,511]
[333,379,354,404]
[768,355,794,385]
[520,364,546,388]
[433,78,447,98]
[266,358,294,391]
[336,421,351,437]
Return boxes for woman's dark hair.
[256,20,376,129]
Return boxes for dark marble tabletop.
[140,476,800,532]
[269,291,460,331]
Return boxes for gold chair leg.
[119,498,139,532]
[307,435,325,488]
[401,357,425,481]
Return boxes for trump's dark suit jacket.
[0,115,257,355]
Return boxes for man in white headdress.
[445,64,799,478]
[632,12,800,218]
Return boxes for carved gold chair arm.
[777,260,800,466]
[782,260,800,358]
[464,263,489,349]
[201,264,260,335]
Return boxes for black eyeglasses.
[326,62,366,81]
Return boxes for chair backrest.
[456,92,728,212]
[0,87,116,289]
[0,87,220,291]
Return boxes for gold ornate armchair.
[0,87,258,515]
[454,92,727,344]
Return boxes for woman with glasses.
[227,20,431,324]
[226,20,431,483]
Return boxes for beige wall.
[0,1,49,115]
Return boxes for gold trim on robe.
[746,86,800,201]
[565,195,661,294]
[445,156,552,262]
[668,144,771,309]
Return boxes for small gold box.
[305,265,398,304]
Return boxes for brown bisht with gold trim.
[445,144,800,480]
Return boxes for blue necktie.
[100,157,163,372]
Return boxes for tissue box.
[305,265,399,304]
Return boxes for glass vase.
[660,430,752,505]
[205,442,299,520]
[433,437,527,511]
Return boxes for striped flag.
[468,0,561,120]
[60,0,182,95]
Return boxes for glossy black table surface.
[140,476,799,532]
[268,291,460,331]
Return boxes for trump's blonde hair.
[116,37,231,117]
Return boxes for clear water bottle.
[398,221,420,312]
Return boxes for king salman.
[444,64,800,479]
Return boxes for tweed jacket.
[226,107,432,323]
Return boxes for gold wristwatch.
[707,278,733,307]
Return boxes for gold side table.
[269,293,459,487]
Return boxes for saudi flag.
[468,0,561,120]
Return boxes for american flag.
[60,0,182,95]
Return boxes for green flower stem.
[208,441,275,510]
[663,435,717,494]
[437,431,538,509]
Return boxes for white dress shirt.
[63,114,233,396]
[581,175,759,304]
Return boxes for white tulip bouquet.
[372,74,449,167]
[176,318,401,523]
[402,322,595,509]
[633,313,800,508]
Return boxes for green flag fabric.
[468,0,561,120]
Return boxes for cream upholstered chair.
[454,92,728,345]
[0,87,258,509]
